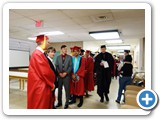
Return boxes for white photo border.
[3,2,151,115]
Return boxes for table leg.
[9,79,11,93]
[19,79,21,90]
[22,80,25,90]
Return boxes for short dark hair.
[124,50,130,53]
[124,55,132,62]
[80,49,85,53]
[47,46,56,53]
[101,45,106,48]
[61,45,67,49]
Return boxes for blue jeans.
[116,76,132,102]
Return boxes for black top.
[44,53,58,88]
[124,55,132,62]
[94,52,114,72]
[120,63,133,77]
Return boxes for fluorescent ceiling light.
[107,45,130,50]
[117,50,125,53]
[105,39,123,44]
[89,30,120,40]
[117,52,133,55]
[28,37,36,40]
[117,53,125,55]
[39,31,64,36]
[28,31,64,40]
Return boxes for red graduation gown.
[70,57,85,96]
[27,49,55,109]
[84,56,94,91]
[112,60,117,77]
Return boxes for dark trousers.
[58,77,70,105]
[97,70,112,97]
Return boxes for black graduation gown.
[94,52,114,97]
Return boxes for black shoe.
[77,102,83,107]
[69,100,76,104]
[85,93,89,97]
[105,94,109,101]
[100,97,104,103]
[77,96,83,107]
[115,100,120,104]
[56,103,62,107]
[53,105,57,109]
[64,104,69,109]
[69,95,76,104]
[85,91,89,97]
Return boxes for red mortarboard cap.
[86,50,91,54]
[36,35,49,43]
[70,47,73,51]
[73,46,81,51]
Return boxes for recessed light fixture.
[117,50,125,53]
[105,39,123,44]
[89,30,120,40]
[28,31,64,40]
[39,31,64,36]
[107,45,130,50]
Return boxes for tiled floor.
[9,78,121,109]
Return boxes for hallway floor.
[9,78,121,109]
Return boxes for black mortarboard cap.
[124,50,130,53]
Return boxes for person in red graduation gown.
[84,50,94,96]
[27,35,55,109]
[70,47,75,56]
[69,47,74,101]
[112,55,118,79]
[69,46,85,107]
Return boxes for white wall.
[50,41,83,54]
[134,43,139,68]
[133,38,145,72]
[9,38,37,67]
[9,38,37,55]
[83,41,106,52]
[9,50,29,67]
[138,38,145,71]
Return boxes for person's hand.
[62,72,67,77]
[100,62,104,66]
[72,74,76,79]
[51,84,55,91]
[59,73,63,78]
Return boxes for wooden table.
[9,71,28,90]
